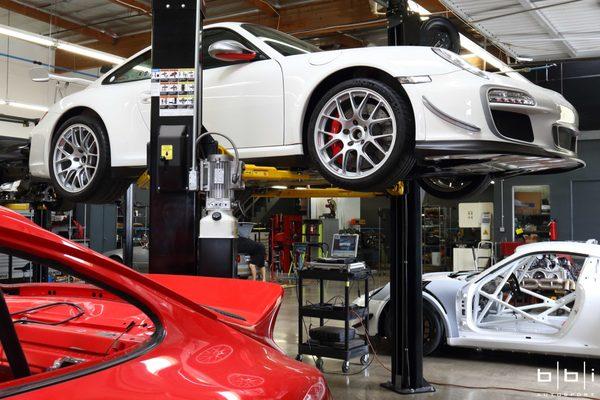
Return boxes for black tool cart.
[296,267,371,372]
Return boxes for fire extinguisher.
[548,219,558,241]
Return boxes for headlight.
[488,89,535,106]
[432,47,488,79]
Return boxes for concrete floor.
[273,276,600,399]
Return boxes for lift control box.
[155,125,188,192]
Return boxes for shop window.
[513,185,551,242]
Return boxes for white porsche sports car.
[355,241,600,357]
[29,22,583,202]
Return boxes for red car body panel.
[0,207,330,399]
[147,274,284,348]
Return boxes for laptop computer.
[315,233,359,264]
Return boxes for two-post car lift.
[147,0,433,394]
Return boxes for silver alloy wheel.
[52,124,100,193]
[314,88,397,180]
[422,177,469,192]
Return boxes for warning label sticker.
[151,68,195,117]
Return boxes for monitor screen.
[332,234,358,257]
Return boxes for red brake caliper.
[326,111,343,166]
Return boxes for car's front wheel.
[50,115,130,203]
[308,78,415,191]
[418,175,492,199]
[382,302,444,356]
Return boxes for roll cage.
[464,251,587,334]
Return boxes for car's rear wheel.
[308,78,414,191]
[418,175,491,199]
[50,115,130,203]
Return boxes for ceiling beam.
[107,0,152,16]
[246,0,278,17]
[0,0,116,43]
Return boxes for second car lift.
[147,0,433,395]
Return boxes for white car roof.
[514,241,600,257]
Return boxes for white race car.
[355,241,600,357]
[29,22,583,202]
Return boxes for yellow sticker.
[161,144,173,160]
[346,281,350,287]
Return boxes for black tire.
[49,115,129,204]
[380,302,444,356]
[422,302,444,356]
[109,255,124,264]
[419,17,461,54]
[307,78,414,191]
[315,358,324,371]
[418,175,492,200]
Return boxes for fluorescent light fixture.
[57,42,124,65]
[271,185,288,190]
[0,23,125,65]
[0,25,54,47]
[0,99,48,113]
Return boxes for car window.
[104,51,152,84]
[242,23,321,56]
[0,249,157,396]
[203,28,265,70]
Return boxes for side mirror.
[208,40,257,62]
[29,67,50,82]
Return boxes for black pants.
[237,237,265,267]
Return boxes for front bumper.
[415,140,585,177]
[402,70,584,177]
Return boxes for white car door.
[202,28,284,149]
[97,51,152,167]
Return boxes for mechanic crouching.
[237,237,267,282]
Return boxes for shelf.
[300,304,367,320]
[299,340,368,360]
[299,268,371,282]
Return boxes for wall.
[0,13,96,139]
[493,136,600,242]
[310,197,360,230]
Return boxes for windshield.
[242,23,321,56]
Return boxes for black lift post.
[382,182,434,394]
[148,0,204,275]
[382,0,434,394]
[32,205,50,282]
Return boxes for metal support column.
[149,0,204,275]
[32,206,49,282]
[387,0,409,46]
[382,181,434,394]
[123,184,134,267]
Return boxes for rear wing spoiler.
[29,68,93,87]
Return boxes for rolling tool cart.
[296,266,371,373]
